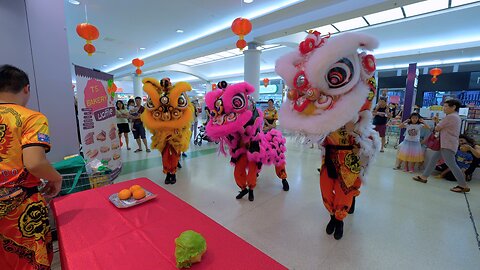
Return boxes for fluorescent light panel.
[364,8,404,25]
[332,17,368,31]
[310,25,338,35]
[403,0,449,17]
[451,0,480,7]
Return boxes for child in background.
[395,113,430,172]
[127,98,137,132]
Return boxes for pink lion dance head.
[205,82,256,140]
[276,31,378,136]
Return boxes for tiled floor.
[52,137,480,270]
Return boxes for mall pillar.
[133,75,143,99]
[244,42,261,101]
[0,0,78,161]
[400,63,417,142]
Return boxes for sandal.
[146,149,151,153]
[450,186,470,193]
[134,149,143,153]
[412,176,427,183]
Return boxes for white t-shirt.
[404,124,422,142]
[116,109,129,124]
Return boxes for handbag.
[425,132,441,151]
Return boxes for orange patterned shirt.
[0,103,51,188]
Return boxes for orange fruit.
[118,189,132,200]
[129,185,143,193]
[132,189,146,200]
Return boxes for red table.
[52,178,287,270]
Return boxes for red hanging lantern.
[132,58,145,75]
[263,78,269,87]
[83,43,96,56]
[231,17,252,50]
[429,68,442,84]
[76,23,99,56]
[212,83,217,90]
[236,39,247,50]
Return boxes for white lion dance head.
[276,31,378,136]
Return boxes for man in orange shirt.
[0,65,62,269]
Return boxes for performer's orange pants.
[320,166,361,221]
[162,143,180,174]
[233,154,287,190]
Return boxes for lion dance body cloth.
[276,32,380,239]
[205,82,289,201]
[141,78,193,184]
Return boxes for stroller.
[194,125,213,146]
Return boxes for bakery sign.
[74,65,122,177]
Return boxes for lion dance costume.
[141,78,194,184]
[205,81,289,201]
[276,32,380,239]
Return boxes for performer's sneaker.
[177,162,182,169]
[334,219,344,240]
[326,215,336,235]
[348,197,355,214]
[236,189,249,199]
[282,179,290,191]
[248,189,254,201]
[164,173,172,184]
[170,174,177,184]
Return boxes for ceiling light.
[118,57,124,60]
[403,0,449,17]
[215,51,236,57]
[364,8,404,25]
[68,0,80,5]
[451,0,480,6]
[103,64,108,67]
[332,17,368,31]
[176,29,184,33]
[309,25,338,35]
[139,47,146,50]
[244,0,254,3]
[205,54,223,60]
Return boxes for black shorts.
[117,123,130,134]
[132,122,146,139]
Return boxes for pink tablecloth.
[51,178,287,270]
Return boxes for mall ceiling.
[65,0,480,94]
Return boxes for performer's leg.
[162,144,181,184]
[234,155,249,199]
[332,177,361,240]
[320,167,337,235]
[275,164,289,191]
[246,160,259,201]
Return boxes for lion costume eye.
[325,58,354,89]
[177,93,188,108]
[146,97,155,110]
[232,94,246,110]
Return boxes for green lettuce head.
[175,230,207,269]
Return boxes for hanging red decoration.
[76,23,99,56]
[231,17,252,50]
[236,39,247,50]
[263,78,269,87]
[83,43,96,56]
[429,68,442,84]
[212,83,217,90]
[132,58,145,75]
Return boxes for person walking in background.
[115,100,131,150]
[263,99,278,132]
[373,97,390,152]
[413,99,470,193]
[395,113,430,172]
[0,65,63,269]
[191,100,199,141]
[131,96,150,153]
[435,135,474,181]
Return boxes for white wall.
[0,0,79,162]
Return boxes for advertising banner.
[74,65,121,178]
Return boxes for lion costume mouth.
[212,112,238,126]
